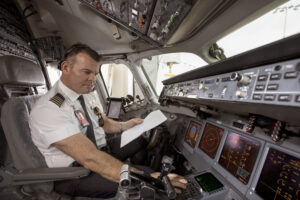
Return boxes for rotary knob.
[231,72,251,86]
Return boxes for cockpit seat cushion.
[1,95,48,170]
[0,56,45,86]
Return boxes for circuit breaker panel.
[79,0,194,46]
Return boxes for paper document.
[120,110,167,148]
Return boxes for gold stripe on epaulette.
[50,93,65,107]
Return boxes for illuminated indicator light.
[139,23,144,28]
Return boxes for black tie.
[78,95,97,145]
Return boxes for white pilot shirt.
[29,80,106,167]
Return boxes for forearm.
[102,115,143,134]
[83,149,123,182]
[54,134,124,183]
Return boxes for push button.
[255,85,265,91]
[267,84,279,90]
[253,94,262,100]
[284,71,298,79]
[278,95,291,102]
[264,94,276,101]
[270,73,281,80]
[258,75,268,81]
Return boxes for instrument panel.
[176,117,300,200]
[162,58,300,107]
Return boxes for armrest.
[13,167,90,181]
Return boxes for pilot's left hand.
[123,118,143,130]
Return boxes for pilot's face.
[61,52,100,94]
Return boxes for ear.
[60,61,70,72]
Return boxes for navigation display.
[198,123,224,159]
[218,132,260,184]
[184,121,202,148]
[255,148,300,200]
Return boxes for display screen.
[218,132,260,184]
[107,99,122,119]
[255,148,300,200]
[194,172,223,193]
[184,121,202,148]
[198,123,224,159]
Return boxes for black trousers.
[54,135,152,198]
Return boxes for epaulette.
[50,93,65,107]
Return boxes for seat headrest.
[0,56,45,86]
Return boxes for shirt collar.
[58,80,80,102]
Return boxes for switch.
[270,73,281,80]
[278,95,291,102]
[284,71,298,79]
[264,94,276,101]
[267,84,279,91]
[253,94,262,100]
[255,85,265,91]
[236,91,247,98]
[257,75,268,81]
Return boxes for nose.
[88,73,96,82]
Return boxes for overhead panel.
[79,0,194,46]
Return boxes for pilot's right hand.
[150,172,187,193]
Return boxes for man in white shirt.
[29,43,187,198]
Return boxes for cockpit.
[0,0,299,199]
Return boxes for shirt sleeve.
[30,102,81,148]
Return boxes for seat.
[0,56,91,200]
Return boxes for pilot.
[29,43,187,198]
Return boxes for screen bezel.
[217,131,261,185]
[193,121,227,170]
[212,129,263,194]
[183,119,203,153]
[198,122,225,159]
[106,98,123,119]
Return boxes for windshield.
[101,63,144,100]
[140,53,207,96]
[218,0,300,57]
